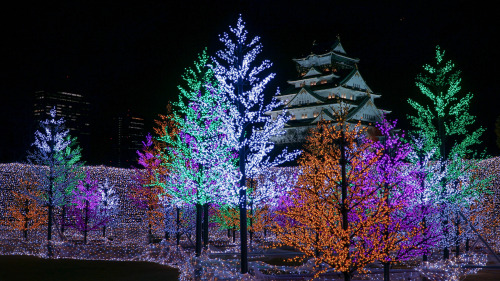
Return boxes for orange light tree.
[131,104,176,244]
[6,177,47,240]
[275,113,391,281]
[133,130,172,244]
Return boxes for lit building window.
[310,81,316,86]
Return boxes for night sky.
[1,1,498,164]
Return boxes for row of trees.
[130,17,490,280]
[6,108,119,246]
[133,17,300,274]
[5,15,490,281]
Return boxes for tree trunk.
[237,40,248,274]
[203,203,209,248]
[24,202,29,241]
[196,203,202,257]
[148,222,153,244]
[249,199,253,248]
[455,213,460,257]
[384,262,390,281]
[148,205,153,244]
[176,207,180,246]
[340,124,351,281]
[84,199,89,244]
[48,185,53,243]
[438,116,450,260]
[61,205,66,236]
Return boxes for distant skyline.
[1,1,498,164]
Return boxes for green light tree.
[408,45,484,159]
[408,46,486,259]
[157,49,237,257]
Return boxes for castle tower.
[267,37,390,144]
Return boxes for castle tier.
[267,37,390,144]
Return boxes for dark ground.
[0,255,180,281]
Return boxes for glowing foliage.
[133,133,166,240]
[27,107,84,242]
[5,177,47,240]
[67,171,109,243]
[408,46,484,159]
[97,178,119,236]
[275,113,386,280]
[372,118,441,263]
[212,15,300,206]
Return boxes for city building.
[110,110,145,167]
[267,37,389,145]
[33,90,91,153]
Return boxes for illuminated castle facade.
[267,38,389,144]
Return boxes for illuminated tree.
[373,118,441,280]
[6,177,47,240]
[275,113,386,281]
[27,107,82,245]
[132,101,178,244]
[157,49,238,256]
[55,134,84,238]
[97,178,119,237]
[67,171,109,244]
[212,15,299,273]
[407,133,491,260]
[133,133,166,244]
[408,45,484,159]
[408,46,487,258]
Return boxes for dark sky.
[1,1,498,164]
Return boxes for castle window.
[320,80,327,84]
[290,114,296,120]
[300,82,305,87]
[310,81,316,86]
[313,112,319,117]
[301,113,308,119]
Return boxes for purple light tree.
[67,171,109,244]
[372,118,441,281]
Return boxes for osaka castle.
[268,37,390,145]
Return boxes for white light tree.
[212,15,300,273]
[28,107,82,247]
[98,178,120,238]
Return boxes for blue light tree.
[212,16,299,273]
